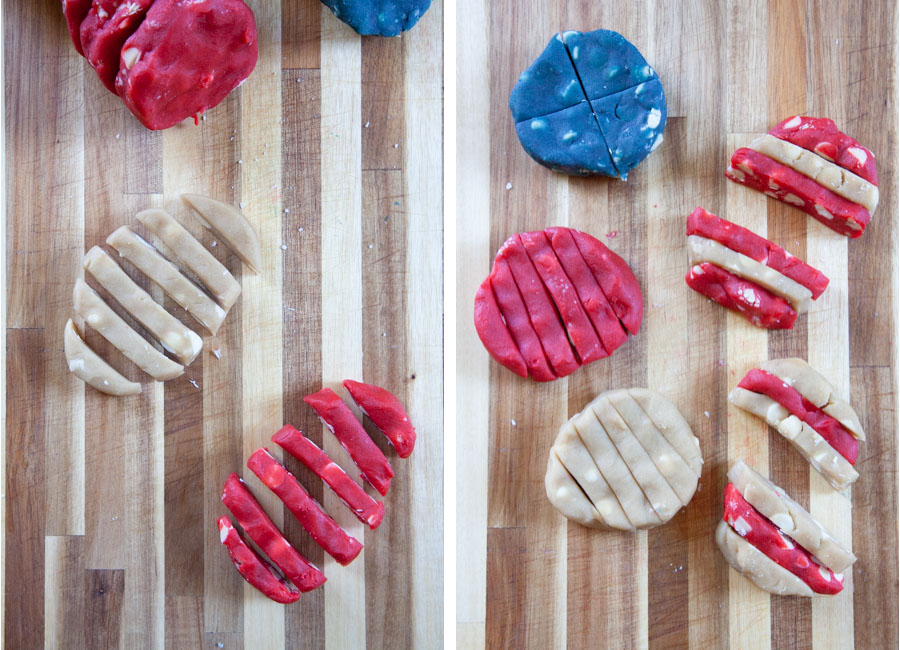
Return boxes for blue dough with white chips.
[509,29,666,179]
[321,0,432,36]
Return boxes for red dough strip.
[272,425,385,529]
[520,231,606,363]
[304,388,394,496]
[547,227,628,354]
[490,259,556,381]
[686,207,829,299]
[685,263,797,330]
[62,0,92,55]
[473,278,528,378]
[342,380,417,458]
[498,237,579,377]
[737,369,859,464]
[115,0,258,130]
[723,484,843,595]
[248,449,363,566]
[727,148,870,238]
[770,116,877,185]
[570,230,643,335]
[217,516,301,604]
[221,473,326,592]
[80,0,153,93]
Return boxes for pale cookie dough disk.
[73,279,184,381]
[181,194,262,274]
[64,318,141,396]
[749,134,879,213]
[137,208,242,311]
[716,520,815,597]
[761,357,865,440]
[728,460,856,572]
[83,246,203,365]
[551,422,631,530]
[106,226,226,335]
[546,388,702,531]
[686,235,813,312]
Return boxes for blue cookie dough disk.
[591,78,667,179]
[562,29,658,101]
[509,34,585,122]
[321,0,432,36]
[515,102,617,177]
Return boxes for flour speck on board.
[505,182,513,190]
[511,419,517,426]
[189,379,199,389]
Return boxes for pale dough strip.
[627,388,703,477]
[64,318,141,396]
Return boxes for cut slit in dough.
[83,246,203,365]
[106,226,226,335]
[546,388,702,531]
[64,318,141,396]
[73,279,184,382]
[137,208,242,311]
[181,194,263,274]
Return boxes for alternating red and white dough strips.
[717,461,855,597]
[684,207,829,329]
[729,358,865,490]
[726,116,878,238]
[474,227,642,381]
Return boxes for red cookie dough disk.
[115,0,258,130]
[686,207,829,298]
[770,115,877,185]
[63,0,92,56]
[217,516,301,604]
[685,263,797,330]
[737,369,858,464]
[727,148,870,238]
[723,484,843,595]
[474,227,642,381]
[80,0,153,93]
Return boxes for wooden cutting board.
[4,1,442,647]
[456,0,897,648]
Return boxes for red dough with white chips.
[217,516,301,604]
[474,227,642,381]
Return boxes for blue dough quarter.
[515,102,617,177]
[321,0,432,36]
[509,28,666,179]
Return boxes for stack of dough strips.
[65,194,262,395]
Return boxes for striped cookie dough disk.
[545,387,702,531]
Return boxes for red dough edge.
[473,278,528,378]
[685,263,797,330]
[217,516,301,604]
[342,380,417,458]
[723,484,843,595]
[62,0,92,56]
[686,207,829,299]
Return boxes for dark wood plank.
[84,569,126,649]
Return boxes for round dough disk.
[545,387,702,531]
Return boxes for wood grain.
[3,0,443,647]
[456,1,898,649]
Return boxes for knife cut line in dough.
[107,226,227,335]
[547,450,607,528]
[64,318,142,396]
[73,278,184,381]
[626,388,703,478]
[83,246,203,365]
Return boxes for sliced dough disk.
[761,357,865,441]
[552,424,631,530]
[605,390,699,506]
[729,388,859,490]
[83,246,202,365]
[137,208,242,311]
[181,194,262,274]
[64,318,141,396]
[686,235,813,312]
[716,520,815,597]
[569,408,661,530]
[728,460,856,572]
[749,134,879,213]
[106,226,226,335]
[589,395,683,521]
[545,452,606,529]
[627,388,703,477]
[73,279,183,381]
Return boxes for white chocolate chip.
[847,147,868,165]
[783,116,802,129]
[784,193,805,206]
[122,47,141,70]
[815,204,834,220]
